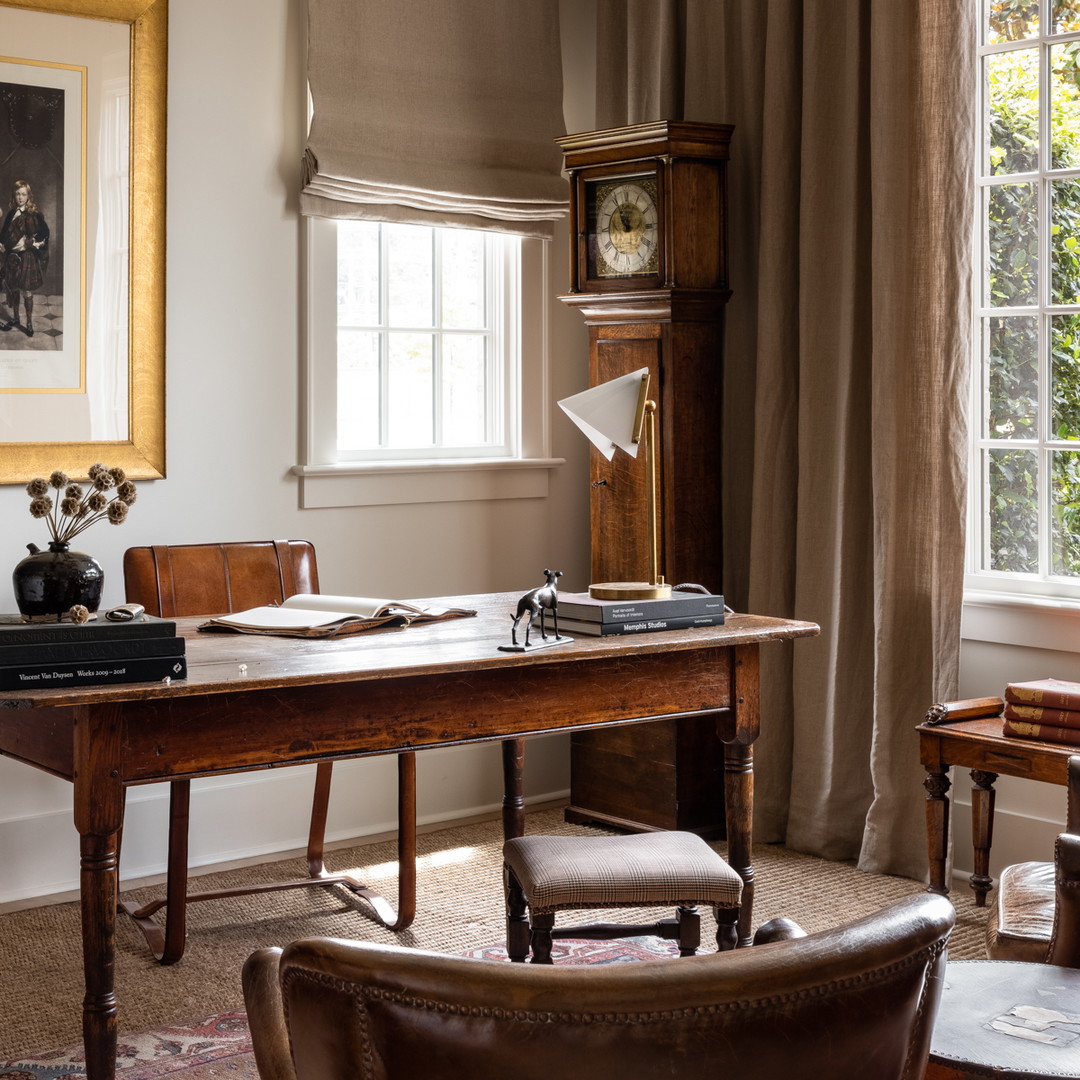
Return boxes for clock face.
[587,176,660,279]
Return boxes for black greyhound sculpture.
[510,569,562,647]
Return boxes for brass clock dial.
[587,176,660,279]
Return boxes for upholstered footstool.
[985,859,1055,962]
[503,831,743,964]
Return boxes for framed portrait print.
[0,0,165,484]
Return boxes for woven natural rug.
[0,806,990,1065]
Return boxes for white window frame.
[966,3,1080,608]
[293,217,563,509]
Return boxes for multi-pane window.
[335,221,517,461]
[973,0,1080,593]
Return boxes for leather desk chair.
[986,754,1080,966]
[120,540,416,964]
[241,893,954,1080]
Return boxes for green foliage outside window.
[986,0,1080,575]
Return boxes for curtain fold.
[596,0,974,879]
[303,0,568,238]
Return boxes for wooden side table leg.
[923,767,951,896]
[501,737,526,840]
[969,769,998,908]
[723,741,755,946]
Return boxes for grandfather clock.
[557,120,733,836]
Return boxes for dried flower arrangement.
[25,464,137,544]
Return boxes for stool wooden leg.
[530,912,555,965]
[504,866,531,963]
[676,906,701,957]
[715,906,739,952]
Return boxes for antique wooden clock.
[557,120,733,836]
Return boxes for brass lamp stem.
[644,400,664,589]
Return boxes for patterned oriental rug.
[0,938,677,1080]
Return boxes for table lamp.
[558,368,672,601]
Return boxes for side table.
[925,960,1080,1079]
[918,716,1077,905]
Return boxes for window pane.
[1051,178,1080,303]
[338,222,379,326]
[1052,449,1080,574]
[987,182,1039,305]
[441,335,487,446]
[441,231,486,330]
[337,331,380,453]
[1053,314,1080,438]
[386,224,434,328]
[988,448,1039,572]
[987,49,1039,175]
[1051,43,1080,170]
[988,0,1038,43]
[387,332,432,447]
[989,315,1038,438]
[1053,0,1080,34]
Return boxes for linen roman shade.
[302,0,568,239]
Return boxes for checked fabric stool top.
[503,830,743,964]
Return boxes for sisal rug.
[0,806,990,1067]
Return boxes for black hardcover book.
[0,634,186,666]
[556,592,725,624]
[0,654,187,691]
[557,612,726,637]
[0,614,177,645]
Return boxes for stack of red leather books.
[1002,678,1080,746]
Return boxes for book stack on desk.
[1002,678,1080,746]
[555,591,726,637]
[0,615,186,690]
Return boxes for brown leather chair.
[986,754,1080,966]
[241,894,954,1080]
[120,540,416,964]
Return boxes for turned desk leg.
[923,766,951,896]
[502,738,526,840]
[723,742,755,946]
[969,769,998,907]
[74,704,124,1080]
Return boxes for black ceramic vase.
[13,541,105,620]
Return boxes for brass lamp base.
[588,580,673,601]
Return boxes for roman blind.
[302,0,568,239]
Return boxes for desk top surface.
[0,593,819,709]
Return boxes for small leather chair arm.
[242,948,295,1080]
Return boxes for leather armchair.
[242,894,954,1080]
[986,754,1080,966]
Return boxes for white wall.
[0,0,592,905]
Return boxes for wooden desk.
[918,716,1077,904]
[0,594,816,1080]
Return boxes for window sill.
[291,457,566,509]
[962,588,1080,651]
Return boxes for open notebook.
[197,593,477,638]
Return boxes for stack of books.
[0,614,187,690]
[555,591,726,637]
[1002,678,1080,746]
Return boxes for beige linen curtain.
[597,0,974,879]
[303,0,568,238]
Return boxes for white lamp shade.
[557,369,649,461]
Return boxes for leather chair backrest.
[123,540,319,617]
[243,894,954,1080]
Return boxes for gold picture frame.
[0,0,165,483]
